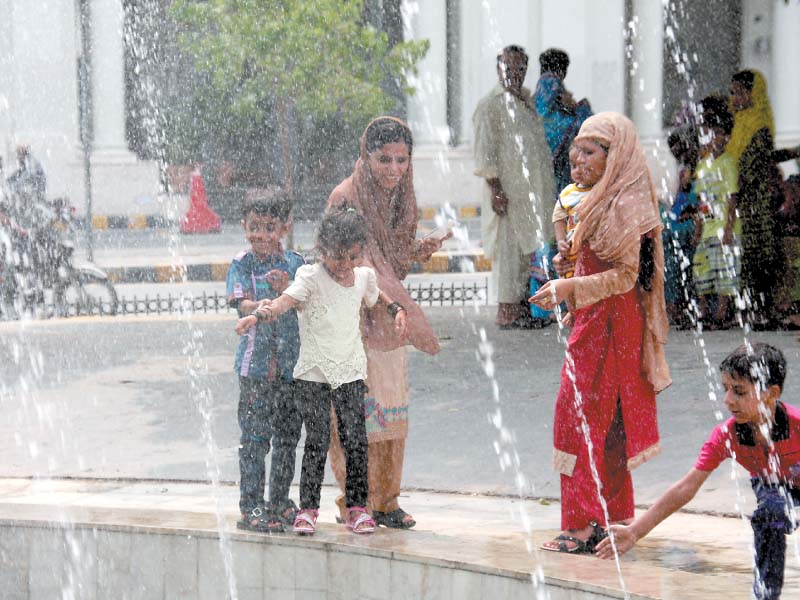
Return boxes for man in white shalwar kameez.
[473,45,555,328]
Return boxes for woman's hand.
[417,231,453,262]
[394,310,408,337]
[552,252,575,277]
[529,279,575,310]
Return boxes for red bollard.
[180,168,221,234]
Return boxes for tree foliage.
[171,0,429,130]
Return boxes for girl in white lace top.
[236,209,407,535]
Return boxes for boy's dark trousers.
[293,379,368,510]
[750,479,800,600]
[238,378,301,515]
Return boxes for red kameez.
[554,243,660,530]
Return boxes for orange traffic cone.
[180,168,221,234]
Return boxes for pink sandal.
[345,506,375,534]
[292,508,318,535]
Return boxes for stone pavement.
[1,477,797,599]
[3,311,800,597]
[75,218,487,283]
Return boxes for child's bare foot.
[562,312,575,327]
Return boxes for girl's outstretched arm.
[595,468,710,558]
[235,294,299,335]
[256,294,299,321]
[377,290,408,337]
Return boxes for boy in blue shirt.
[227,193,305,532]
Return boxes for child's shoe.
[345,506,376,534]
[237,505,284,533]
[270,499,298,527]
[292,508,318,535]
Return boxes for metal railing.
[1,280,489,319]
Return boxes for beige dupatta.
[327,117,440,355]
[573,112,671,392]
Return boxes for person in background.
[663,125,700,328]
[534,48,593,194]
[691,96,740,329]
[779,174,800,329]
[727,70,785,328]
[474,44,556,329]
[5,143,46,229]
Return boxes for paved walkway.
[1,477,796,599]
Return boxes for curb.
[81,207,482,231]
[82,215,178,231]
[105,252,492,283]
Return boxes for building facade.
[404,0,800,208]
[0,0,798,217]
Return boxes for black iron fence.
[116,281,488,315]
[1,280,489,320]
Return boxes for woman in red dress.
[531,112,671,553]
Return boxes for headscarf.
[727,70,775,164]
[327,116,440,355]
[573,112,671,392]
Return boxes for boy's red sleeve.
[694,424,729,472]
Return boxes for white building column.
[771,1,800,147]
[91,0,132,156]
[87,0,160,217]
[402,0,448,147]
[740,0,773,85]
[402,0,467,211]
[628,0,672,199]
[629,0,663,142]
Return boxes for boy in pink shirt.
[597,343,799,600]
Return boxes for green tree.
[171,0,428,198]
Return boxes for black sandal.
[540,521,607,554]
[237,505,284,533]
[373,508,416,529]
[585,521,608,552]
[541,533,593,554]
[271,500,298,526]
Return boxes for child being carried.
[550,142,603,325]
